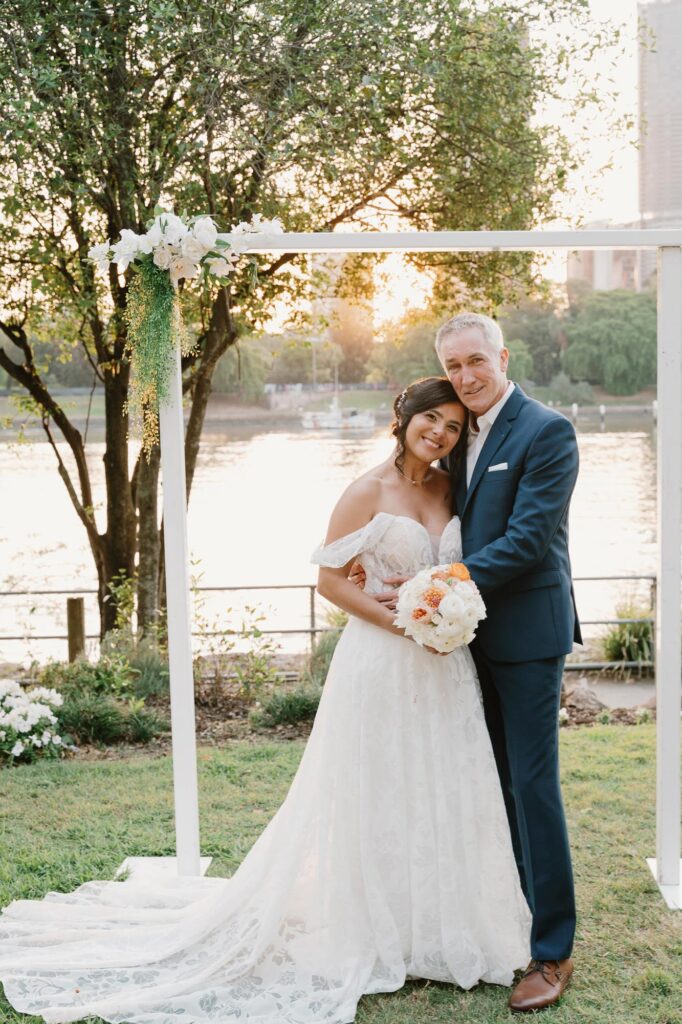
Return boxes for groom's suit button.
[508,958,573,1012]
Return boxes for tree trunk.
[99,371,136,635]
[136,446,161,632]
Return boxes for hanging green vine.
[123,261,193,457]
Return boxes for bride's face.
[405,401,466,463]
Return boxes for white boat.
[301,396,376,430]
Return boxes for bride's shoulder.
[323,470,384,544]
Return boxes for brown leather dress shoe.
[508,958,573,1012]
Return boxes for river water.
[0,415,658,664]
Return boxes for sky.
[371,0,643,320]
[555,0,640,226]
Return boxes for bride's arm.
[316,481,404,637]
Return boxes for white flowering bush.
[394,563,487,654]
[0,680,69,765]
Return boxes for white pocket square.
[488,462,508,472]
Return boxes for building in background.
[567,2,682,293]
[567,221,640,291]
[638,0,682,283]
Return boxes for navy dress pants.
[471,644,576,961]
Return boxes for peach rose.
[422,586,445,609]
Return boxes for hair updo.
[391,377,468,500]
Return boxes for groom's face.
[438,327,509,417]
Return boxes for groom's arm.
[462,416,578,595]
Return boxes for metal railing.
[0,574,657,672]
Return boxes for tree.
[0,0,618,636]
[498,297,563,385]
[212,342,268,404]
[506,339,534,383]
[563,291,657,396]
[369,316,444,387]
[328,306,374,384]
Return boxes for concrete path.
[575,675,655,709]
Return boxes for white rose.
[169,255,199,286]
[438,591,466,621]
[153,244,174,270]
[11,740,24,757]
[192,216,218,248]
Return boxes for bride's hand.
[374,574,410,611]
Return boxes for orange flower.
[412,607,429,620]
[431,570,449,582]
[422,586,445,609]
[447,562,470,581]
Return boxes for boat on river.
[301,396,375,430]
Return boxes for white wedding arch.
[150,228,681,911]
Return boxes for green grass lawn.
[1,725,681,1024]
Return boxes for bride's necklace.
[395,463,432,487]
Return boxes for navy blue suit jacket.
[446,385,582,663]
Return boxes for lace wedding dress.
[0,512,530,1024]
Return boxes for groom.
[436,312,580,1012]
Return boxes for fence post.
[66,597,85,662]
[309,585,317,652]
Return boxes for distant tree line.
[22,283,656,404]
[214,283,658,401]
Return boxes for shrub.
[101,627,170,700]
[38,653,135,699]
[55,693,129,745]
[305,609,347,686]
[544,372,594,406]
[252,686,321,728]
[55,693,168,746]
[601,602,653,668]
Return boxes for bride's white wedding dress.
[0,513,530,1024]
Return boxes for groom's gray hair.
[435,313,504,356]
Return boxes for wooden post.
[66,597,85,662]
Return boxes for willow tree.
[0,0,618,635]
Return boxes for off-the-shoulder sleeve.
[311,513,391,568]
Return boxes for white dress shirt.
[466,381,515,487]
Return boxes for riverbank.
[0,386,659,440]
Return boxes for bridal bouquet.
[394,563,486,653]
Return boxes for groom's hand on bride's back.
[348,563,409,611]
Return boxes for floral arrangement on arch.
[88,210,283,454]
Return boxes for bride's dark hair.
[391,376,468,505]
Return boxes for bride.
[0,376,530,1024]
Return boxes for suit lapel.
[462,385,525,518]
